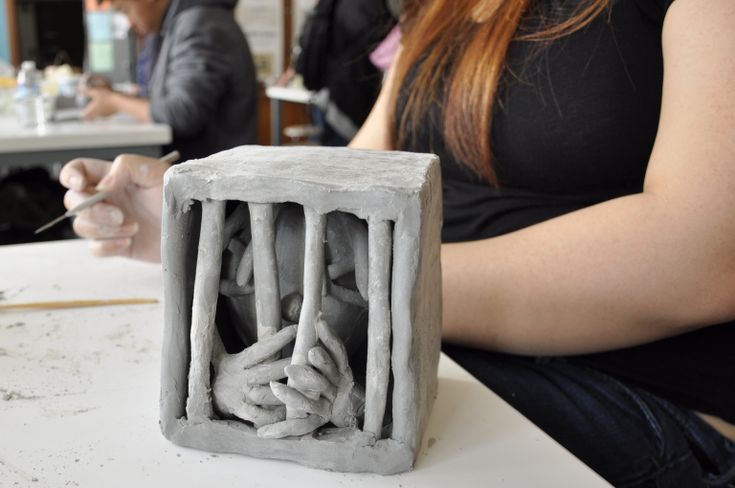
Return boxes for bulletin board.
[235,0,285,84]
[83,0,132,82]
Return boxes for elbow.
[701,270,735,325]
[692,246,735,325]
[150,96,205,138]
[665,263,735,330]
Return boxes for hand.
[257,318,365,439]
[82,87,120,119]
[84,74,112,91]
[59,154,169,262]
[212,325,298,427]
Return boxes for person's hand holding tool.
[57,151,179,262]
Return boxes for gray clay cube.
[159,146,442,474]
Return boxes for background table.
[0,114,172,177]
[266,85,315,146]
[0,240,610,487]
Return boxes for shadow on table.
[415,375,528,470]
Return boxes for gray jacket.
[148,0,257,161]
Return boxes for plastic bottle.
[14,60,45,127]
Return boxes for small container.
[14,60,48,127]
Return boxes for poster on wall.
[0,0,12,63]
[235,0,284,84]
[84,0,131,79]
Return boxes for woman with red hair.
[61,0,735,484]
[350,0,735,484]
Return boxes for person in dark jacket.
[83,0,258,161]
[295,0,396,145]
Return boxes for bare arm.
[111,93,152,122]
[83,88,152,123]
[442,0,735,355]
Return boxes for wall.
[0,0,10,63]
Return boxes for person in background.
[294,0,396,145]
[60,0,735,485]
[135,33,161,98]
[368,0,402,72]
[83,0,258,161]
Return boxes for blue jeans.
[444,345,735,487]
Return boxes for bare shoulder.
[641,0,735,319]
[661,0,735,79]
[644,0,735,196]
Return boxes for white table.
[0,240,610,487]
[0,114,172,176]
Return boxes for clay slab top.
[168,146,439,195]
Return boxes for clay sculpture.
[159,145,442,474]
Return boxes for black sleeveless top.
[398,0,735,423]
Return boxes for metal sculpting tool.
[34,150,180,235]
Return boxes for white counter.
[0,115,172,174]
[266,85,315,105]
[0,114,171,153]
[266,85,316,146]
[0,240,610,487]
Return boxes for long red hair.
[391,0,610,184]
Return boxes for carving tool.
[34,150,180,235]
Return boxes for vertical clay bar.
[186,199,226,422]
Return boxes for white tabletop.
[266,85,316,105]
[0,240,610,487]
[0,114,171,154]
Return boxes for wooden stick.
[0,298,158,311]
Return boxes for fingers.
[85,86,108,97]
[65,189,137,257]
[257,415,327,439]
[242,358,290,385]
[96,153,170,193]
[60,152,169,194]
[330,390,359,429]
[307,346,341,386]
[72,210,138,240]
[223,202,250,246]
[219,279,254,297]
[82,100,99,120]
[234,324,297,369]
[280,292,303,323]
[87,238,133,258]
[235,241,254,287]
[243,385,282,406]
[315,319,351,377]
[232,403,286,429]
[269,382,331,419]
[64,191,124,225]
[59,158,113,192]
[285,364,337,402]
[85,75,112,90]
